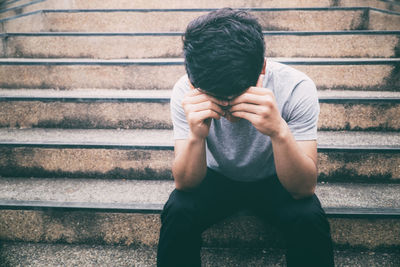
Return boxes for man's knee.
[276,195,330,234]
[161,189,199,229]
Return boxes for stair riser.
[67,0,400,12]
[4,9,399,32]
[2,34,399,59]
[0,101,398,131]
[0,0,47,20]
[0,147,398,181]
[3,0,400,13]
[0,210,398,249]
[0,63,398,90]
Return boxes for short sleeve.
[283,79,320,141]
[170,75,190,140]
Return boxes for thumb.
[256,74,264,88]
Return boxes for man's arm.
[270,124,318,199]
[229,75,318,199]
[172,89,227,191]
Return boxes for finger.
[229,103,261,115]
[256,74,264,88]
[229,111,260,124]
[192,109,221,122]
[229,92,265,106]
[185,91,228,107]
[190,101,225,116]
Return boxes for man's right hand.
[181,89,228,140]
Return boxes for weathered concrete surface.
[0,0,71,20]
[0,146,174,179]
[0,59,398,90]
[0,93,399,131]
[3,10,369,32]
[318,151,400,182]
[369,9,400,31]
[2,34,399,59]
[0,210,398,249]
[4,0,400,11]
[0,129,398,181]
[0,101,173,129]
[0,178,398,210]
[318,102,400,131]
[0,63,185,89]
[3,35,184,59]
[1,242,399,267]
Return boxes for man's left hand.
[229,75,287,139]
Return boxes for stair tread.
[1,88,400,101]
[0,177,399,212]
[1,242,399,267]
[0,128,399,149]
[1,57,399,64]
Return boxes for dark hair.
[183,8,265,98]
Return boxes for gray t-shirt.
[170,60,320,182]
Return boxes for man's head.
[183,8,265,100]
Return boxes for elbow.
[291,184,316,200]
[174,179,198,192]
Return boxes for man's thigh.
[247,175,328,230]
[162,168,246,232]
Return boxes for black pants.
[157,169,334,267]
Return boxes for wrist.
[270,118,290,143]
[188,132,207,144]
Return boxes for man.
[157,8,334,267]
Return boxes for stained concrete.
[3,10,370,32]
[0,59,398,90]
[0,210,399,249]
[1,242,399,267]
[0,178,399,209]
[0,129,398,180]
[0,94,398,130]
[3,34,399,59]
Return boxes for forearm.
[172,135,208,191]
[271,122,318,199]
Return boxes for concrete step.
[0,0,71,20]
[0,89,399,131]
[1,242,399,267]
[0,128,398,182]
[48,0,400,12]
[0,179,399,249]
[1,31,399,59]
[2,1,400,22]
[2,8,400,33]
[0,58,399,90]
[3,0,400,11]
[0,0,45,20]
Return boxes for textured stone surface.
[369,9,400,31]
[0,101,173,129]
[318,102,400,131]
[4,0,400,11]
[0,210,399,249]
[0,63,185,89]
[0,95,398,131]
[318,151,400,182]
[0,59,398,90]
[1,242,399,267]
[0,178,399,210]
[0,146,174,179]
[2,10,370,32]
[3,34,399,59]
[0,129,398,180]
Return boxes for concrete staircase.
[0,0,399,266]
